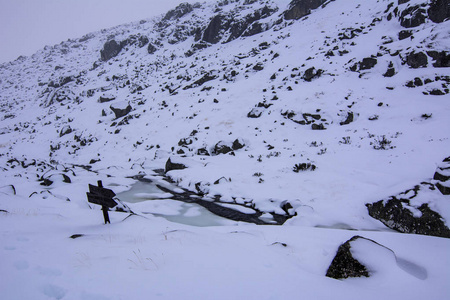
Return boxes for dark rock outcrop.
[100,40,123,61]
[165,158,188,173]
[326,236,370,279]
[110,102,132,119]
[434,156,450,195]
[399,4,427,28]
[212,139,245,155]
[303,67,323,81]
[427,51,450,68]
[366,183,450,238]
[350,57,377,71]
[406,51,428,68]
[203,15,229,44]
[162,2,194,21]
[428,0,450,23]
[284,0,327,20]
[59,125,73,137]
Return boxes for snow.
[1,0,450,299]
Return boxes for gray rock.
[406,51,428,68]
[366,183,450,238]
[165,158,187,173]
[326,236,370,279]
[428,0,450,23]
[284,0,327,20]
[110,102,132,119]
[100,40,122,61]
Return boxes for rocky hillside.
[0,0,449,234]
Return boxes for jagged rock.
[232,138,245,151]
[284,0,327,20]
[398,30,413,40]
[147,43,157,54]
[366,183,450,238]
[100,40,122,61]
[433,156,450,195]
[48,76,75,88]
[213,141,234,155]
[399,5,427,28]
[428,0,450,23]
[350,57,377,71]
[183,72,218,89]
[427,51,450,68]
[383,61,396,77]
[98,94,116,103]
[326,236,370,279]
[203,15,229,44]
[406,51,428,68]
[339,111,354,125]
[110,102,132,119]
[162,2,193,21]
[303,67,323,81]
[311,123,325,130]
[59,125,73,137]
[165,157,187,173]
[248,107,264,118]
[40,173,71,186]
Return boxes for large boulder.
[399,4,427,28]
[406,51,428,68]
[428,0,450,23]
[366,183,450,238]
[326,236,370,279]
[100,40,123,61]
[284,0,327,20]
[427,51,450,68]
[162,3,193,21]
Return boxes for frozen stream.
[117,181,236,227]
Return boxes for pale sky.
[0,0,204,64]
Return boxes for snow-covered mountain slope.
[2,0,449,230]
[1,0,450,298]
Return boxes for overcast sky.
[0,0,205,64]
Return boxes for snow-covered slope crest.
[0,0,449,232]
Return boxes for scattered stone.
[398,30,413,40]
[59,125,73,137]
[303,67,323,81]
[98,94,116,103]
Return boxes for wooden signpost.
[86,180,117,224]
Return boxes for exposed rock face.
[162,2,194,21]
[434,156,450,195]
[366,183,450,238]
[350,57,377,72]
[428,0,450,23]
[284,0,327,20]
[427,51,450,68]
[399,4,427,28]
[100,40,123,61]
[203,15,228,44]
[212,139,245,155]
[406,51,428,68]
[326,236,370,279]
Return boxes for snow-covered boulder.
[110,101,132,119]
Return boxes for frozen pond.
[117,181,236,227]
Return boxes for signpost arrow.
[86,180,117,224]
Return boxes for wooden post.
[97,181,110,224]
